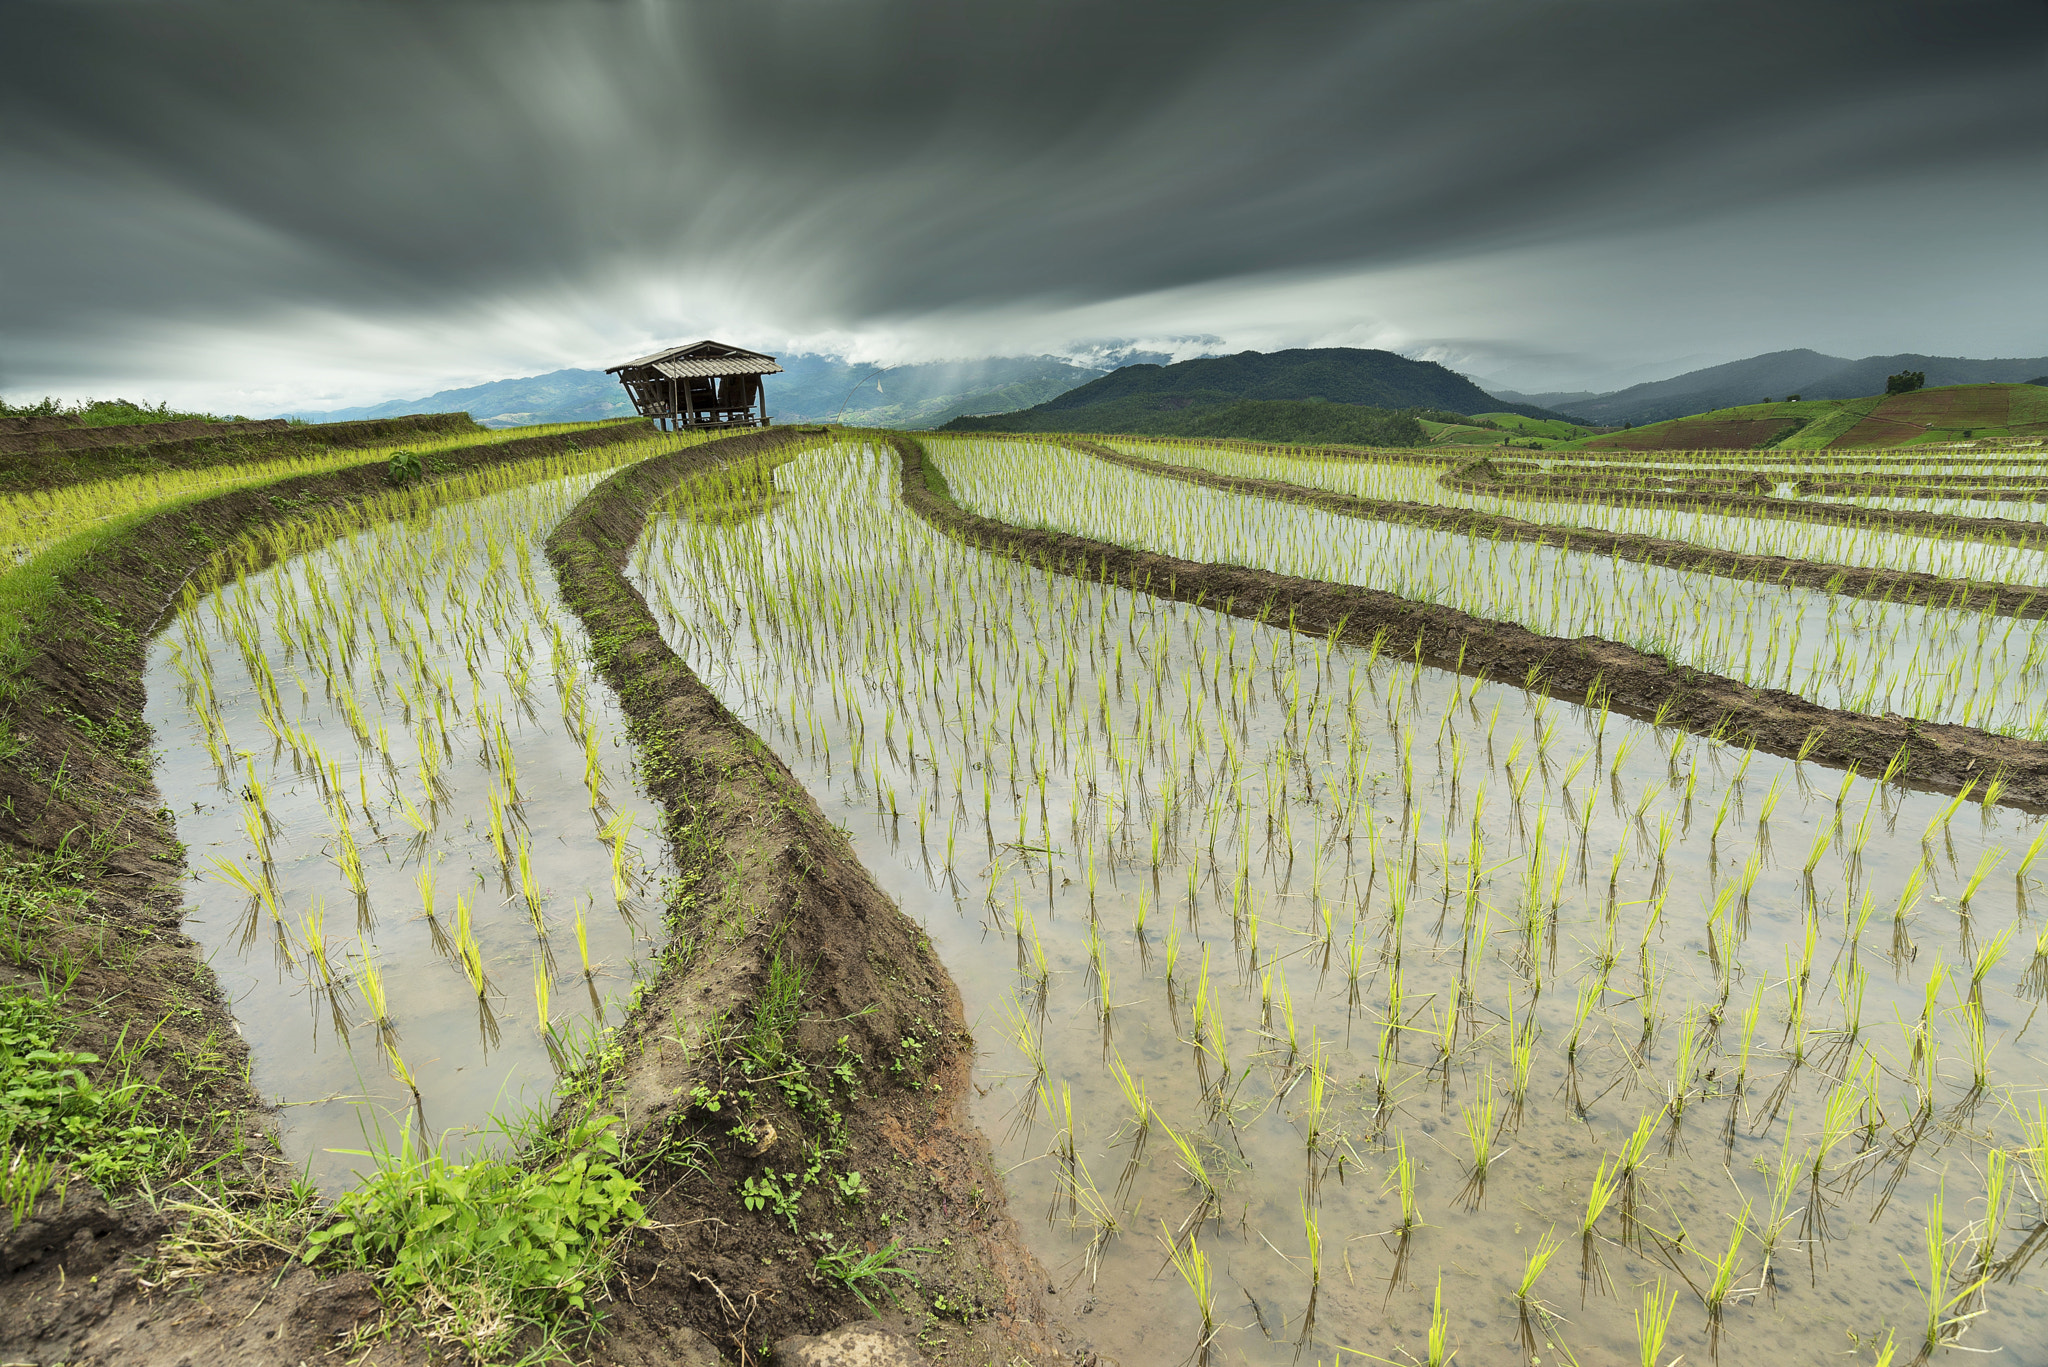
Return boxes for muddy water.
[942,438,2048,740]
[1124,439,2048,590]
[145,466,672,1192]
[631,443,2048,1367]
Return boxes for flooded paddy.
[630,442,2048,1366]
[1120,438,2048,590]
[145,449,677,1191]
[942,438,2048,740]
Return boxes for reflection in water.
[633,442,2048,1366]
[146,455,673,1192]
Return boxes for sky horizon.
[7,0,2045,415]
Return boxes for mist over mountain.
[283,353,1131,430]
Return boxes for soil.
[0,418,679,1367]
[1080,441,2048,620]
[1797,478,2048,503]
[0,418,294,456]
[0,412,478,491]
[546,433,1068,1365]
[1579,417,1802,451]
[895,433,2048,813]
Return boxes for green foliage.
[305,1114,646,1359]
[744,948,803,1072]
[815,1237,922,1312]
[385,448,424,486]
[1173,400,1428,447]
[740,1172,802,1228]
[0,985,182,1206]
[0,396,249,426]
[1886,370,1927,395]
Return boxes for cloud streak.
[4,0,2044,407]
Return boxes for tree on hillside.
[1886,370,1926,395]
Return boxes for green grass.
[0,395,252,426]
[304,1112,646,1360]
[0,982,192,1218]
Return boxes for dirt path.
[896,433,2048,813]
[1077,439,2048,620]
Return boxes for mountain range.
[940,348,1572,436]
[282,345,2048,434]
[283,354,1127,430]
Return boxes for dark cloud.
[4,0,2044,404]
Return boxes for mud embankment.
[1077,440,2048,620]
[896,433,2048,812]
[1438,457,2048,548]
[0,411,481,490]
[546,431,1064,1362]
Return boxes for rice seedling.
[1635,1277,1677,1367]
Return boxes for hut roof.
[607,340,784,379]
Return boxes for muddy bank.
[0,411,480,490]
[544,431,1065,1364]
[0,418,661,1367]
[896,433,2048,812]
[1798,478,2048,503]
[1079,439,2048,620]
[1439,456,2048,548]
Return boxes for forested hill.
[939,347,1574,434]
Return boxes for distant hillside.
[1566,382,2048,451]
[1561,350,2048,427]
[940,348,1570,434]
[284,354,1110,430]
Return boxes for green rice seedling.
[1459,1070,1498,1206]
[1968,921,2015,1002]
[356,950,390,1031]
[1426,1272,1452,1366]
[518,837,544,922]
[1392,1133,1421,1233]
[1756,1119,1807,1293]
[1976,1147,2009,1278]
[1702,1202,1751,1322]
[1960,998,1995,1090]
[1515,1225,1562,1308]
[451,899,488,998]
[1958,847,2004,912]
[299,900,335,985]
[1635,1277,1677,1367]
[1159,1221,1217,1351]
[1108,1053,1150,1149]
[1155,1111,1219,1230]
[533,955,553,1037]
[1908,1188,1989,1360]
[572,897,594,978]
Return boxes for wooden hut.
[605,340,783,431]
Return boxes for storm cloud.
[4,0,2044,409]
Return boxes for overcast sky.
[5,0,2045,412]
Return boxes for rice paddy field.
[616,434,2048,1364]
[66,422,2048,1363]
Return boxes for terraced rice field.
[610,433,2048,1364]
[19,418,2048,1365]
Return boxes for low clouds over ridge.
[4,0,2044,409]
